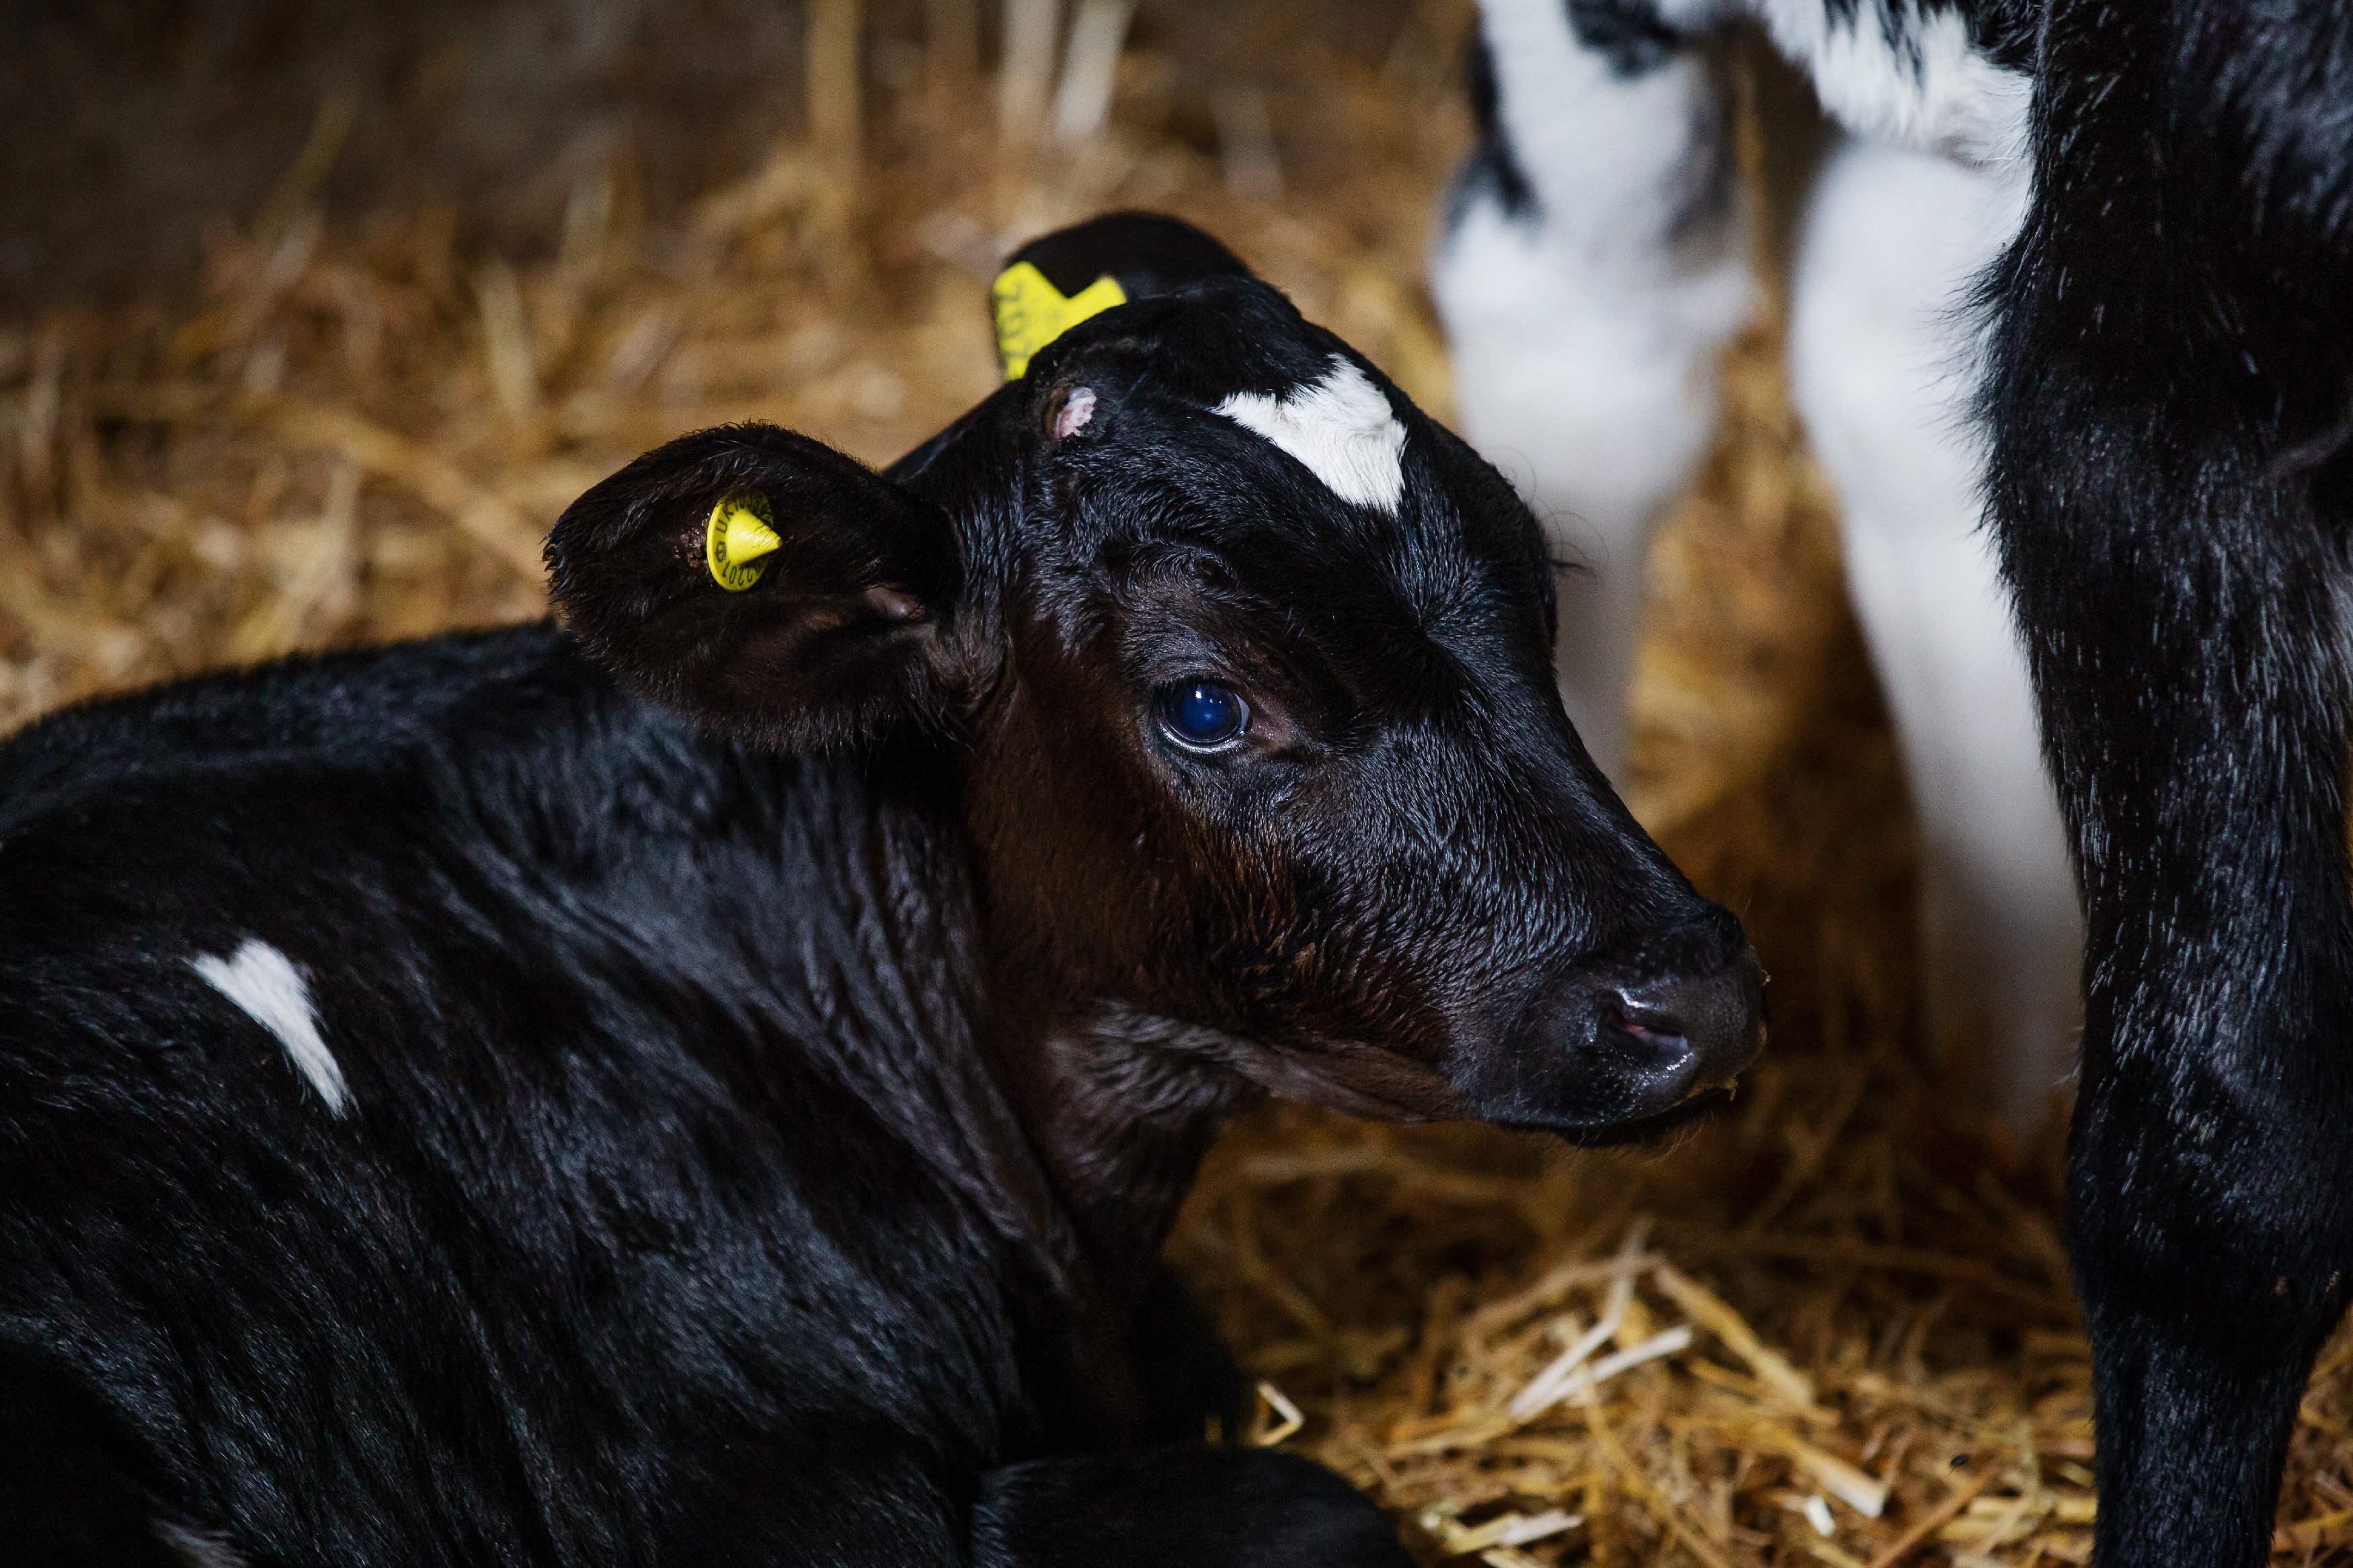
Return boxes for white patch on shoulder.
[192,938,349,1117]
[1214,359,1408,513]
[1750,0,2030,167]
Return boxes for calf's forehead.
[1019,292,1548,597]
[1023,281,1419,515]
[1033,427,1511,657]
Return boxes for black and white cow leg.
[1788,136,2080,1124]
[973,1446,1414,1568]
[1431,0,1751,780]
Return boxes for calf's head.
[547,216,1761,1143]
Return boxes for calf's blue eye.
[1157,681,1248,750]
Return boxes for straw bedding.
[5,3,2352,1561]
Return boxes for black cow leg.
[972,1446,1412,1568]
[2002,426,2353,1565]
[2069,927,2353,1565]
[1989,248,2353,1568]
[2072,1251,2347,1565]
[1988,4,2353,1560]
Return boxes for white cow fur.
[1686,0,2032,164]
[1790,140,2080,1124]
[1433,0,1755,774]
[1435,0,2077,1124]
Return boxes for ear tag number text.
[992,262,1127,380]
[705,493,783,591]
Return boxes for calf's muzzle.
[1488,910,1765,1141]
[1599,945,1765,1108]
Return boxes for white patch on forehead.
[193,938,349,1117]
[1213,358,1408,514]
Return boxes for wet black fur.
[0,231,1754,1563]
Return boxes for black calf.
[0,218,1759,1565]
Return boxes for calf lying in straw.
[0,215,1760,1565]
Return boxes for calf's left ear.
[546,422,969,751]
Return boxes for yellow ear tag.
[991,261,1127,380]
[705,493,782,592]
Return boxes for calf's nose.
[1478,922,1767,1137]
[1599,945,1766,1110]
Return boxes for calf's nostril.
[1609,1009,1681,1050]
[1484,930,1767,1135]
[1607,944,1767,1096]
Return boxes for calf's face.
[548,274,1761,1142]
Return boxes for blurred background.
[5,2,2351,1563]
[0,0,1462,719]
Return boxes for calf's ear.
[545,422,970,751]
